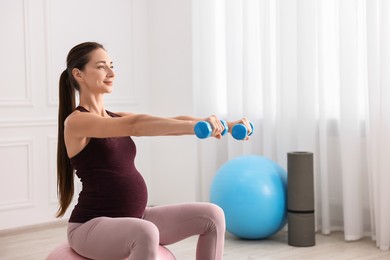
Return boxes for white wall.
[0,0,197,230]
[147,0,199,205]
[0,0,152,230]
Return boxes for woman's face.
[77,48,115,94]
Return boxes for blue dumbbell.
[194,120,229,139]
[231,122,254,140]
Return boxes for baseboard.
[0,218,69,236]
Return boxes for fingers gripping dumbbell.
[231,122,254,140]
[194,120,229,139]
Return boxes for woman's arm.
[65,111,200,139]
[116,112,227,139]
[118,113,201,122]
[65,109,250,140]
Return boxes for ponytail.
[56,70,75,217]
[56,42,104,217]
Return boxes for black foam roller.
[287,152,314,211]
[287,151,315,247]
[288,212,315,247]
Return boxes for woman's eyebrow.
[95,61,113,64]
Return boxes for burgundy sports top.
[68,106,148,223]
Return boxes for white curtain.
[192,0,390,250]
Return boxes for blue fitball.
[210,155,287,239]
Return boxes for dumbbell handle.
[231,122,254,140]
[194,120,228,139]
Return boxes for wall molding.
[0,0,32,107]
[0,138,34,211]
[0,118,56,128]
[47,135,57,205]
[43,0,54,107]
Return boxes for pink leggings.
[67,202,225,260]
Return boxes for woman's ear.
[72,68,83,81]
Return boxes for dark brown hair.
[56,42,104,217]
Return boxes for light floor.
[0,222,389,260]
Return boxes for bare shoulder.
[64,110,99,136]
[64,110,88,128]
[65,109,81,121]
[64,110,79,129]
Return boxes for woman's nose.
[107,67,115,77]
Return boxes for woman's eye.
[97,64,113,70]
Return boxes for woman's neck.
[78,95,107,117]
